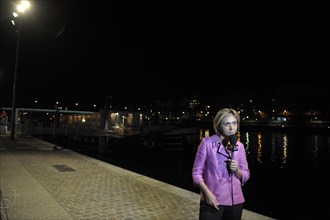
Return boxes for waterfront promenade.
[0,134,275,220]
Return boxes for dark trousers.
[199,200,244,220]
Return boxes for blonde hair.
[213,108,240,135]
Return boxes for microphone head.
[229,134,238,146]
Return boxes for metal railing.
[3,122,140,139]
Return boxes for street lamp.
[10,1,31,140]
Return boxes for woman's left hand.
[229,159,238,172]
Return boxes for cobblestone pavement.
[0,135,275,220]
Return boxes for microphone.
[228,134,238,160]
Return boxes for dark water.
[238,129,330,219]
[39,127,330,219]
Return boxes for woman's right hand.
[204,191,219,210]
[199,181,219,210]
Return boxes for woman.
[192,108,250,220]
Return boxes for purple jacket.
[192,134,250,206]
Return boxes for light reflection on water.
[234,130,330,219]
[236,130,329,171]
[282,134,288,167]
[257,132,262,164]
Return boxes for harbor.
[1,106,330,219]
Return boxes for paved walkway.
[0,134,275,220]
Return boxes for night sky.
[0,1,324,110]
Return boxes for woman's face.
[220,114,237,137]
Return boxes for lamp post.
[10,1,30,140]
